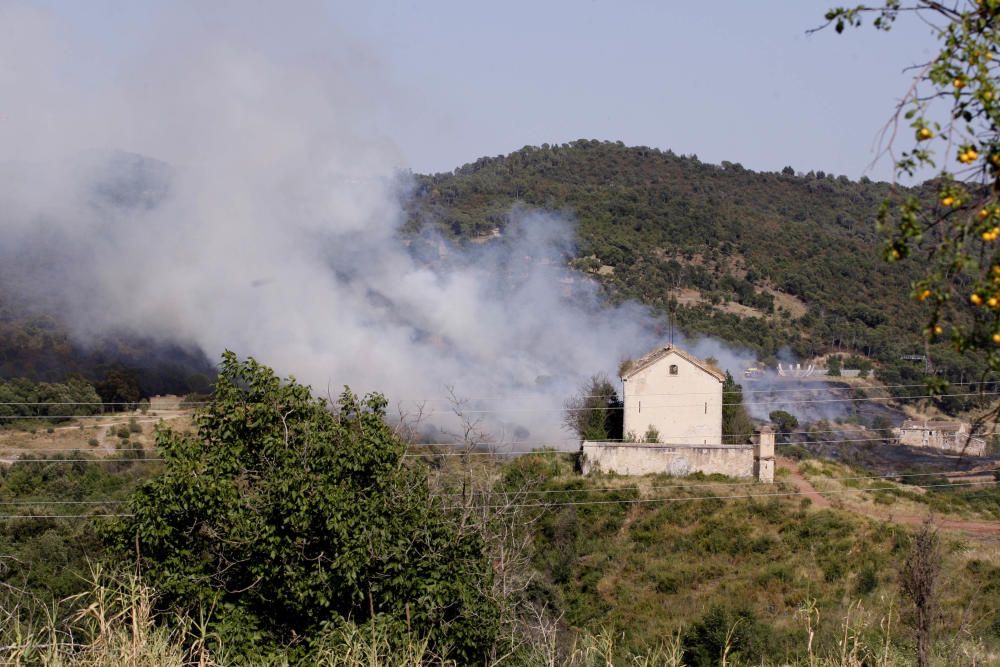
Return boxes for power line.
[431,469,1000,496]
[0,499,125,505]
[0,513,132,519]
[0,436,989,461]
[2,467,989,505]
[3,482,996,521]
[0,458,163,463]
[442,480,1000,511]
[0,447,151,452]
[404,436,993,454]
[0,414,186,420]
[418,392,1000,415]
[0,380,1000,408]
[0,424,967,452]
[1,381,996,407]
[395,381,999,402]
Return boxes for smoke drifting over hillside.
[0,3,845,442]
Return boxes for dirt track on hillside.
[778,457,1000,539]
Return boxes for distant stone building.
[895,419,987,457]
[580,345,773,482]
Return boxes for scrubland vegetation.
[0,356,998,666]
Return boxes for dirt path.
[777,457,1000,538]
[780,457,831,509]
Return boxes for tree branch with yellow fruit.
[819,1,1000,375]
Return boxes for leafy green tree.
[821,2,1000,370]
[828,354,842,376]
[768,410,799,437]
[105,353,498,663]
[94,366,141,410]
[723,372,754,444]
[564,374,624,441]
[845,353,873,377]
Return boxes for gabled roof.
[621,345,726,382]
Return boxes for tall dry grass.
[1,572,995,666]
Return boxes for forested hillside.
[0,141,991,400]
[405,140,987,388]
[0,289,214,400]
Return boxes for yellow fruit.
[941,196,956,206]
[960,149,979,164]
[917,127,933,140]
[993,265,1000,275]
[994,332,1000,343]
[985,91,994,101]
[971,293,984,305]
[917,289,932,301]
[954,78,966,89]
[934,325,944,335]
[989,297,999,307]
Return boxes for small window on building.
[669,364,678,375]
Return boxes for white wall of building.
[622,349,723,445]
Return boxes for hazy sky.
[35,0,935,180]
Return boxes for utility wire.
[0,500,126,505]
[0,426,972,452]
[442,480,1000,511]
[6,468,997,506]
[4,481,997,520]
[431,469,1000,496]
[394,381,999,402]
[4,390,992,420]
[0,380,996,406]
[0,513,133,519]
[422,392,1000,414]
[0,436,991,462]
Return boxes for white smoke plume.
[0,2,847,444]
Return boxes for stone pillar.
[753,425,775,483]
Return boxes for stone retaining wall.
[581,442,755,478]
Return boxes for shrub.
[854,563,879,595]
[115,425,129,439]
[681,605,772,666]
[128,417,142,434]
[88,438,99,447]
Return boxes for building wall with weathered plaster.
[581,427,775,482]
[896,421,987,456]
[622,349,723,445]
[581,442,753,477]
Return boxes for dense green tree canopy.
[106,352,498,663]
[405,140,998,411]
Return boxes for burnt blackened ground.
[783,437,999,476]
